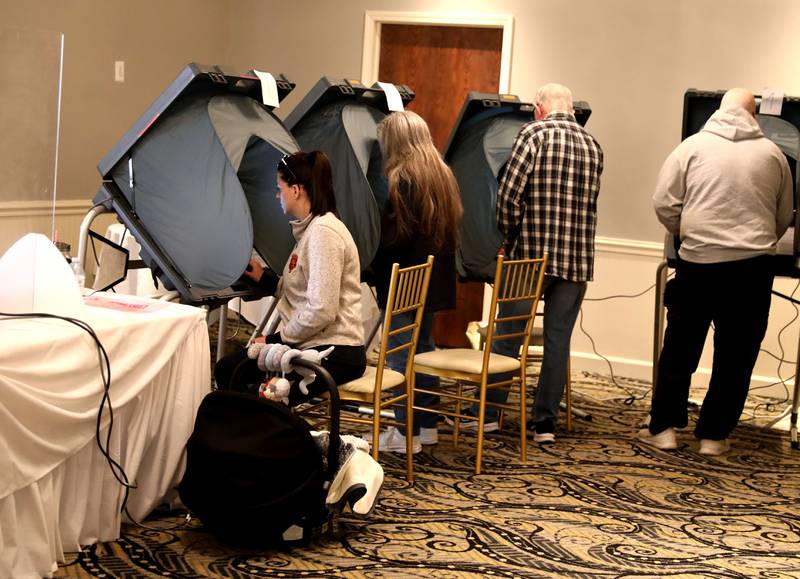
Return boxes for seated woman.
[214,150,366,405]
[367,110,463,453]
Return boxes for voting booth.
[443,91,592,281]
[652,89,800,447]
[80,63,299,308]
[284,76,414,270]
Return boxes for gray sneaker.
[420,427,438,445]
[444,416,499,433]
[637,427,678,450]
[699,438,730,456]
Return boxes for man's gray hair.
[536,83,573,113]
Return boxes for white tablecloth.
[0,294,210,578]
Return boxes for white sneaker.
[444,416,500,433]
[533,431,555,444]
[699,438,730,456]
[420,427,438,445]
[368,426,421,454]
[637,427,678,450]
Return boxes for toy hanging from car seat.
[247,342,335,404]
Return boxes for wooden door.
[378,24,502,348]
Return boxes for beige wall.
[3,0,232,203]
[5,0,800,239]
[4,1,800,390]
[228,0,800,243]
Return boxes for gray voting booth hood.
[284,77,414,270]
[94,63,299,307]
[677,90,800,276]
[445,92,592,281]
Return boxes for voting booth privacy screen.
[677,89,800,276]
[445,92,592,281]
[284,77,414,270]
[94,63,299,307]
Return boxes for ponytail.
[278,150,337,217]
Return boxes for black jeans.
[214,343,366,407]
[650,255,774,440]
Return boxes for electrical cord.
[576,278,669,403]
[226,299,243,341]
[583,283,657,302]
[577,308,644,404]
[749,278,800,402]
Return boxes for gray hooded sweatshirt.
[653,105,793,263]
[276,212,363,348]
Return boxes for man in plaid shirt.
[469,83,603,443]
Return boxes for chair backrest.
[482,253,548,373]
[375,256,435,384]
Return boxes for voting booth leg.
[77,204,111,273]
[652,260,669,391]
[791,329,800,449]
[216,303,228,362]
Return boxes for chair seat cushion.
[339,365,405,394]
[414,348,520,375]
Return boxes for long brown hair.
[277,150,337,217]
[377,111,463,250]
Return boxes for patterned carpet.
[55,369,800,578]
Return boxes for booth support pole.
[247,298,279,347]
[76,205,110,272]
[216,303,228,362]
[791,327,800,449]
[652,260,669,390]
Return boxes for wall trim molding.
[595,236,664,258]
[362,10,514,93]
[0,199,90,218]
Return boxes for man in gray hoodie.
[640,88,794,455]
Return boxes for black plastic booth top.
[94,63,300,307]
[668,89,800,277]
[284,77,415,271]
[444,91,592,282]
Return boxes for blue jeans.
[475,275,586,424]
[386,310,440,435]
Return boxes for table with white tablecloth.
[0,294,210,579]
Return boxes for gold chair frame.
[413,253,547,474]
[335,256,434,482]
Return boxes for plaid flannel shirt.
[497,111,603,282]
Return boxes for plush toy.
[247,342,336,400]
[258,376,292,404]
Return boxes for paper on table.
[253,70,280,108]
[760,88,784,116]
[377,81,404,112]
[84,293,169,313]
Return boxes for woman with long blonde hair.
[366,110,463,454]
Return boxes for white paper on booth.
[760,88,784,116]
[254,70,280,108]
[377,82,404,112]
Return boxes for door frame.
[361,11,514,93]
